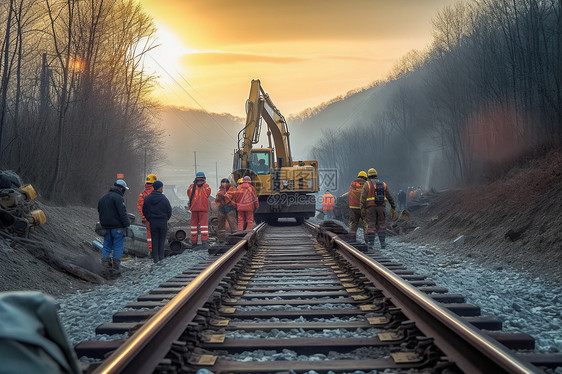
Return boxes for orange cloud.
[181,52,305,66]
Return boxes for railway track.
[75,222,561,373]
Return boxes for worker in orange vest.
[137,174,157,254]
[322,190,335,220]
[360,168,397,250]
[215,178,237,243]
[187,171,211,247]
[348,171,368,243]
[235,176,259,231]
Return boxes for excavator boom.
[233,79,319,223]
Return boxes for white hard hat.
[115,179,129,190]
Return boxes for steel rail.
[92,223,265,374]
[308,222,541,374]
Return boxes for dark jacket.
[142,190,172,222]
[98,187,131,229]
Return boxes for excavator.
[232,79,319,224]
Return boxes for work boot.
[107,258,121,280]
[378,233,386,249]
[101,257,112,279]
[112,259,121,271]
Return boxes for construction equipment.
[398,209,411,220]
[232,79,319,223]
[0,182,46,237]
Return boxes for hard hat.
[115,179,129,190]
[243,176,251,183]
[237,178,243,184]
[220,178,230,184]
[357,171,367,178]
[367,168,377,177]
[145,174,157,184]
[196,171,206,179]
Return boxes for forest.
[0,0,162,203]
[1,0,561,203]
[310,0,562,192]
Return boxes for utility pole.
[193,151,198,174]
[143,149,147,179]
[215,161,218,191]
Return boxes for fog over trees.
[0,0,162,203]
[307,0,562,194]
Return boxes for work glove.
[391,207,398,221]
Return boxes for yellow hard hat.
[237,178,243,184]
[145,174,157,183]
[357,171,367,178]
[367,168,377,177]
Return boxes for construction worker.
[360,168,397,250]
[322,190,335,219]
[397,189,407,211]
[215,178,237,243]
[348,171,368,243]
[142,180,172,263]
[408,187,417,201]
[187,172,211,247]
[137,174,157,254]
[97,179,131,278]
[235,176,259,231]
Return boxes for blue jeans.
[102,228,126,260]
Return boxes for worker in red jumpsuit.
[235,176,259,231]
[322,190,335,219]
[187,171,211,247]
[137,174,157,254]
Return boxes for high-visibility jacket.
[235,182,259,211]
[216,185,236,212]
[322,192,334,210]
[187,183,211,212]
[348,178,366,209]
[137,183,154,221]
[360,178,396,209]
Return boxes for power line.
[147,55,237,142]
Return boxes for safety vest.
[187,183,211,211]
[137,183,153,220]
[366,180,387,207]
[322,193,334,210]
[348,178,366,209]
[235,183,259,211]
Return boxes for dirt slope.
[0,149,560,297]
[396,148,562,283]
[0,204,102,296]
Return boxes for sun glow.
[146,23,199,81]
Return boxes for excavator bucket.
[398,210,411,220]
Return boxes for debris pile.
[0,170,46,238]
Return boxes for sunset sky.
[139,0,461,117]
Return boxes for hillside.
[288,83,390,158]
[0,147,559,297]
[395,147,562,283]
[157,107,243,193]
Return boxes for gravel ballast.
[56,236,561,364]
